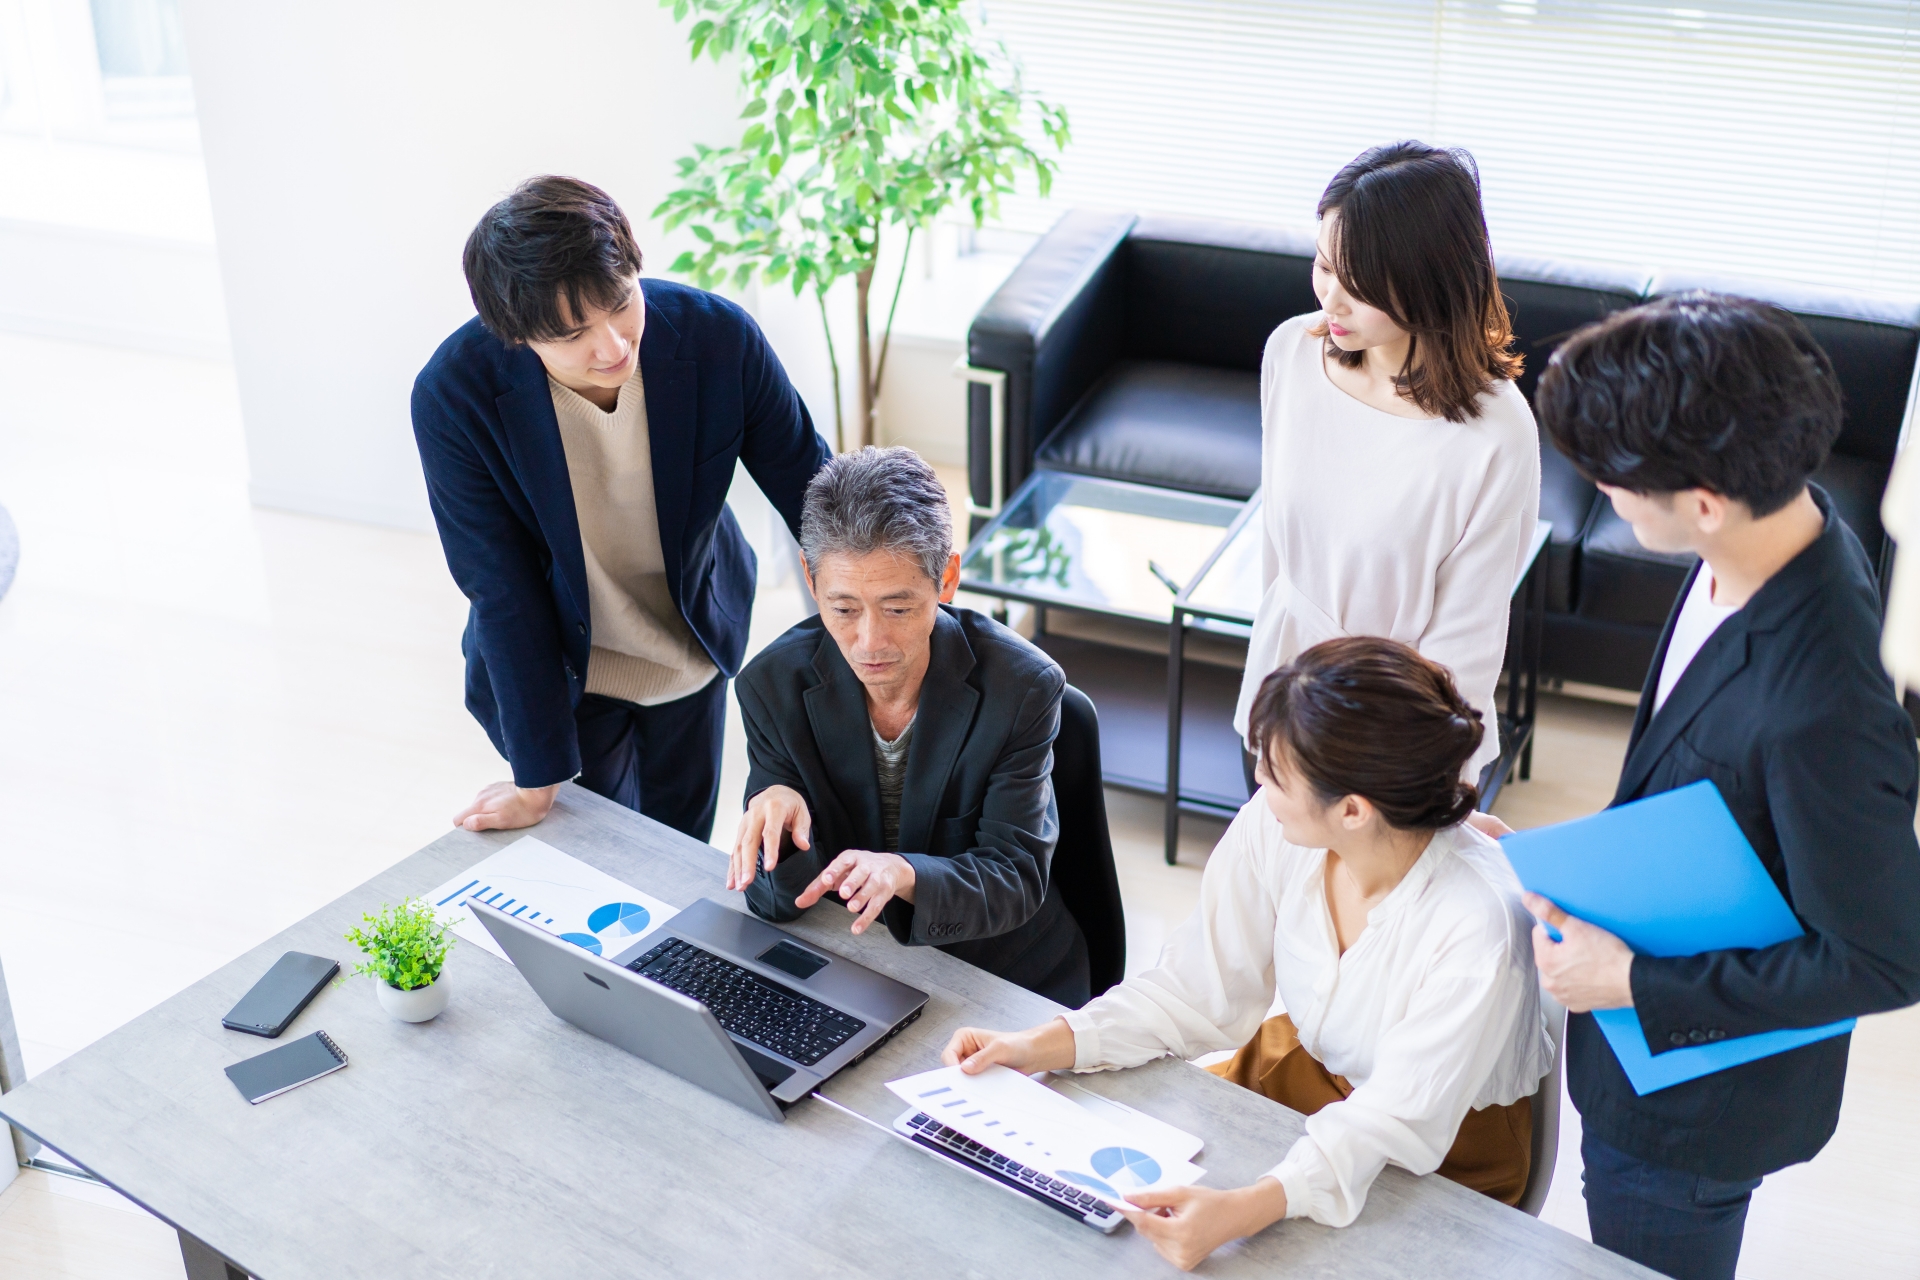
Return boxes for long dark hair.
[1248,636,1482,831]
[1310,142,1523,423]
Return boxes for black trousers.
[573,677,727,842]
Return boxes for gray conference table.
[0,785,1652,1279]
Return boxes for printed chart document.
[422,837,678,964]
[1501,780,1852,1094]
[887,1064,1205,1201]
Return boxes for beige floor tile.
[0,1170,185,1279]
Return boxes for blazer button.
[1688,1029,1708,1044]
[577,622,586,635]
[1707,1029,1726,1041]
[1669,1031,1688,1046]
[564,664,576,679]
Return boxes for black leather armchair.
[966,212,1920,693]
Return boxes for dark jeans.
[573,678,727,842]
[1582,1132,1763,1280]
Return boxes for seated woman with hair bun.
[941,636,1553,1270]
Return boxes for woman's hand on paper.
[1525,892,1636,1012]
[728,785,812,891]
[794,850,915,934]
[1120,1177,1289,1271]
[454,781,559,832]
[940,1017,1078,1075]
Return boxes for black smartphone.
[221,951,339,1038]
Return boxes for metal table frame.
[1165,517,1553,862]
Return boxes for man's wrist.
[889,852,916,903]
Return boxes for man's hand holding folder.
[1497,780,1855,1095]
[1524,894,1635,1014]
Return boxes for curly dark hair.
[1536,292,1843,516]
[1248,636,1483,831]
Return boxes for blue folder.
[1500,780,1852,1095]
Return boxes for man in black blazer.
[725,447,1090,1006]
[1525,294,1920,1280]
[411,176,829,840]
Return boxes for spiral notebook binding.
[316,1031,347,1065]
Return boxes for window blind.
[976,0,1920,297]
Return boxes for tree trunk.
[854,262,876,450]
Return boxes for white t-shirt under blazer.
[1233,314,1543,781]
[1061,799,1554,1228]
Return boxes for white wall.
[179,0,748,529]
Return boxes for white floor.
[0,331,1914,1278]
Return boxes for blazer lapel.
[494,349,588,621]
[804,633,885,850]
[640,290,698,607]
[1612,488,1844,803]
[896,611,982,855]
[1614,607,1751,803]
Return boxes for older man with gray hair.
[727,447,1090,1006]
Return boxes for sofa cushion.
[1498,256,1653,406]
[1491,258,1650,616]
[1576,504,1696,629]
[1036,360,1261,499]
[1813,459,1891,574]
[1123,217,1319,372]
[1539,444,1601,614]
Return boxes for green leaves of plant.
[652,0,1070,309]
[345,899,454,993]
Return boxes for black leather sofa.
[966,210,1920,692]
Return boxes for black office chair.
[1051,684,1127,998]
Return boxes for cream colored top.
[1062,799,1553,1228]
[1233,314,1541,780]
[549,320,718,707]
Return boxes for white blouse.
[1061,799,1553,1228]
[1233,314,1542,780]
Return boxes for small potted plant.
[346,898,455,1023]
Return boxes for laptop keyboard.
[627,937,865,1067]
[902,1112,1123,1225]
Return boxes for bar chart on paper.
[885,1065,1206,1199]
[422,837,679,964]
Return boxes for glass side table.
[958,471,1246,624]
[1164,513,1553,862]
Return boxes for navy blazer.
[411,279,831,787]
[1567,487,1920,1180]
[736,607,1087,999]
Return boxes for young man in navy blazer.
[411,176,831,839]
[1525,293,1920,1280]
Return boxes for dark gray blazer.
[736,605,1088,1004]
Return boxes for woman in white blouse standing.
[1236,141,1540,786]
[944,638,1552,1270]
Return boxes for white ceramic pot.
[376,975,448,1023]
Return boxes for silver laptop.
[472,897,928,1121]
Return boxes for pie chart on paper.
[1091,1147,1162,1190]
[588,901,653,941]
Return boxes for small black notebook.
[225,1031,348,1104]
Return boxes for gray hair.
[799,446,954,585]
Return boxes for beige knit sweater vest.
[549,360,718,706]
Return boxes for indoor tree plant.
[655,0,1069,449]
[346,899,456,1023]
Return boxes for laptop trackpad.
[732,1038,796,1091]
